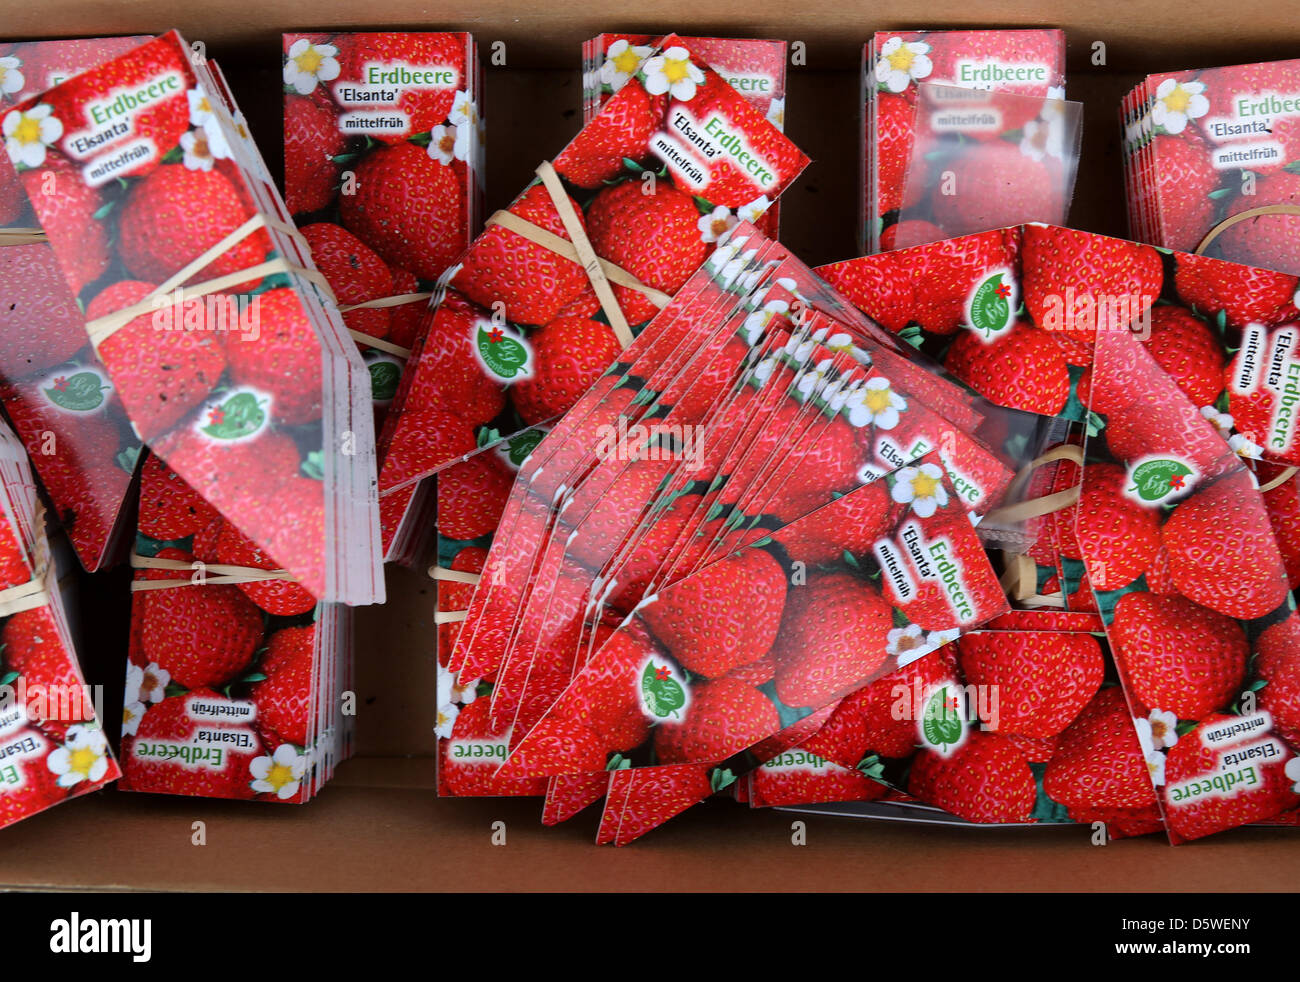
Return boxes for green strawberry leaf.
[116,445,142,475]
[92,201,117,222]
[606,753,632,771]
[164,682,189,699]
[1208,187,1236,199]
[240,671,268,684]
[0,670,18,687]
[502,428,544,468]
[1176,719,1199,737]
[897,324,925,350]
[857,754,886,781]
[301,451,325,481]
[477,427,502,449]
[709,767,737,792]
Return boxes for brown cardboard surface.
[3,2,1300,891]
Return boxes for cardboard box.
[3,1,1300,890]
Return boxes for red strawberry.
[751,756,888,806]
[259,476,327,594]
[332,33,467,141]
[1137,305,1224,407]
[140,549,266,689]
[1257,614,1300,749]
[640,548,787,678]
[585,181,709,326]
[654,677,780,764]
[0,244,88,376]
[1160,469,1289,620]
[439,699,548,796]
[214,522,317,617]
[597,763,714,845]
[451,184,590,326]
[1022,225,1163,346]
[944,323,1069,415]
[123,690,261,799]
[907,730,1036,823]
[1213,172,1300,276]
[874,90,920,217]
[1151,133,1221,253]
[1162,712,1299,841]
[301,222,393,339]
[1043,686,1158,811]
[118,165,269,287]
[1109,591,1247,719]
[435,545,487,660]
[339,143,465,281]
[773,480,894,566]
[378,407,478,490]
[34,457,130,567]
[604,493,702,613]
[283,94,345,215]
[3,607,82,739]
[817,251,917,334]
[0,731,66,829]
[437,452,512,541]
[879,219,945,251]
[0,172,26,225]
[1174,252,1300,328]
[1260,466,1300,589]
[1074,461,1161,591]
[909,228,1020,335]
[138,453,219,542]
[19,163,109,293]
[250,625,314,748]
[957,630,1105,737]
[932,143,1059,235]
[0,523,27,590]
[387,269,426,349]
[764,416,864,525]
[501,714,607,778]
[773,571,892,708]
[560,455,676,567]
[86,281,227,441]
[554,78,659,188]
[398,296,505,426]
[225,287,323,425]
[511,316,623,425]
[153,428,301,506]
[801,646,958,765]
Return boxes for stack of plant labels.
[863,29,1070,253]
[281,31,485,564]
[435,221,1081,844]
[0,35,149,572]
[1121,58,1300,275]
[0,419,120,829]
[4,31,384,604]
[120,452,351,803]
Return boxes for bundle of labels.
[3,31,384,603]
[0,36,150,572]
[0,418,120,830]
[863,29,1077,254]
[1122,58,1300,277]
[582,33,787,237]
[281,31,484,564]
[119,452,352,802]
[812,224,1300,841]
[433,219,1110,844]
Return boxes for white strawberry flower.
[1020,115,1066,162]
[1229,433,1262,459]
[435,701,460,739]
[887,623,929,662]
[1286,756,1300,795]
[824,332,855,354]
[642,46,705,102]
[136,662,170,704]
[826,379,860,414]
[600,39,653,93]
[1200,405,1233,437]
[766,97,786,131]
[187,85,217,128]
[180,129,219,171]
[250,744,306,800]
[698,205,738,244]
[283,39,339,95]
[1152,78,1208,135]
[875,37,932,93]
[740,299,789,344]
[892,462,949,518]
[121,701,146,738]
[737,195,772,225]
[47,726,110,788]
[427,123,460,165]
[4,104,62,168]
[0,57,25,96]
[450,90,479,131]
[1137,708,1180,751]
[1144,749,1167,786]
[796,357,836,400]
[846,376,907,429]
[752,356,778,385]
[124,664,144,706]
[927,628,961,650]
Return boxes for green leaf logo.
[921,685,964,752]
[640,660,687,720]
[200,391,267,441]
[502,427,544,468]
[368,359,402,402]
[1127,458,1195,503]
[475,323,532,381]
[967,270,1016,338]
[43,370,109,412]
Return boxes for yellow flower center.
[295,48,325,75]
[438,707,454,730]
[612,48,642,75]
[1163,85,1192,114]
[895,634,921,652]
[1151,719,1168,742]
[68,746,98,776]
[888,47,916,73]
[439,132,456,155]
[662,57,691,85]
[14,114,41,145]
[711,217,731,237]
[911,472,939,498]
[864,386,894,413]
[266,762,296,790]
